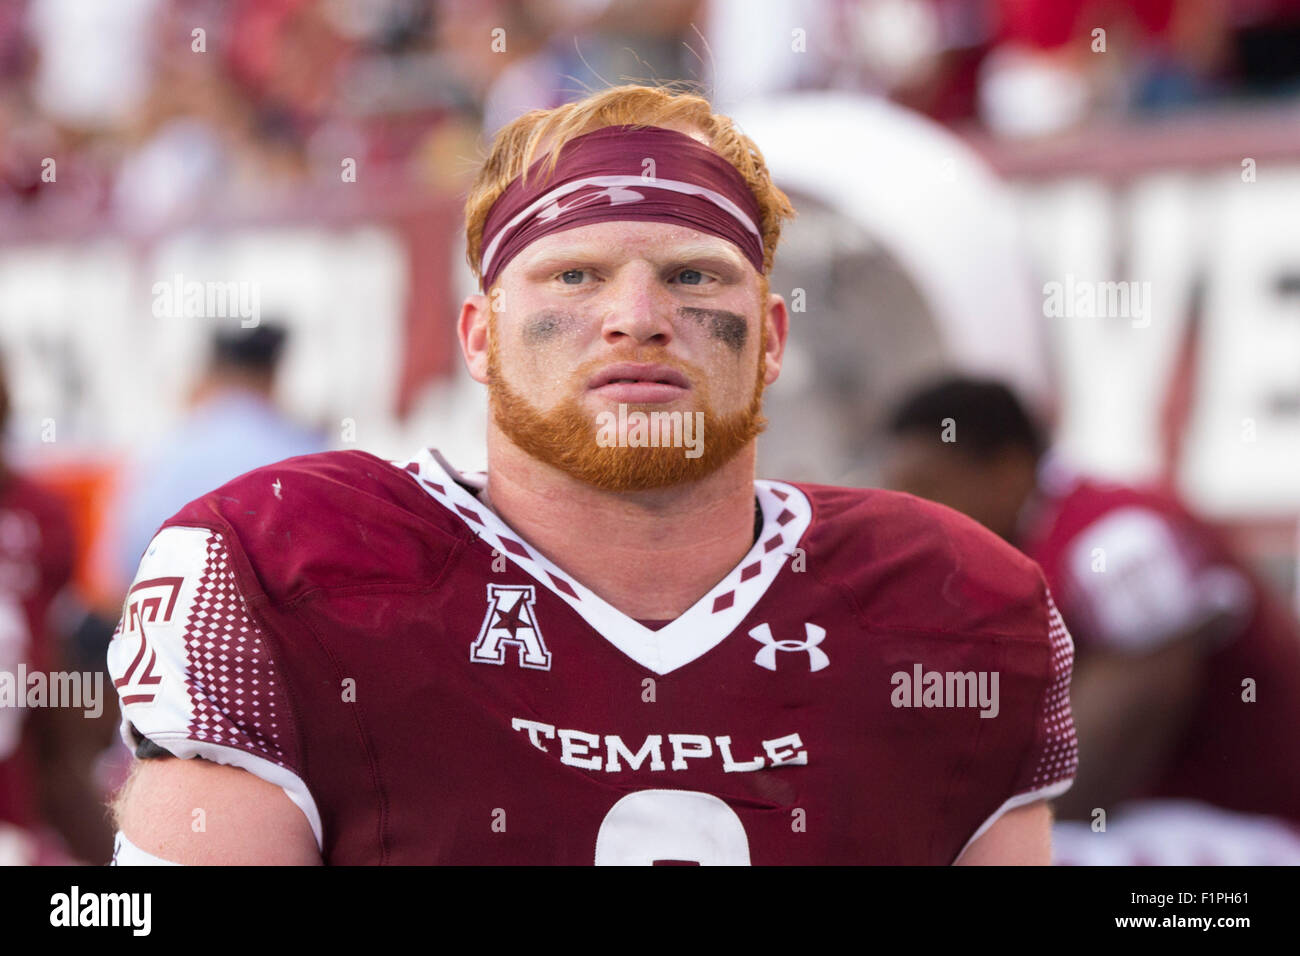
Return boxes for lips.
[587,363,691,404]
[588,363,690,390]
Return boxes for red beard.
[487,327,768,492]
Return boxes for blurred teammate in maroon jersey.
[884,377,1300,860]
[0,361,113,863]
[108,86,1076,865]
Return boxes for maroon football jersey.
[1019,464,1300,824]
[109,449,1077,864]
[0,471,75,829]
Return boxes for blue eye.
[559,269,585,284]
[676,269,707,285]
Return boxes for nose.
[599,262,674,348]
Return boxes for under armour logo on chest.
[748,622,829,672]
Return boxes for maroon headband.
[478,125,765,291]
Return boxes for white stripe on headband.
[480,174,762,283]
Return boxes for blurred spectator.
[978,0,1240,135]
[108,322,326,591]
[709,0,1300,133]
[0,357,114,864]
[881,377,1300,841]
[3,0,1300,221]
[26,0,163,132]
[478,0,704,134]
[1233,0,1300,96]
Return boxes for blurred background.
[2,0,1300,864]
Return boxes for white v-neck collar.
[391,448,813,675]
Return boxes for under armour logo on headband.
[536,184,645,222]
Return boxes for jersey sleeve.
[1010,589,1078,801]
[107,524,322,850]
[958,585,1079,858]
[1060,506,1253,654]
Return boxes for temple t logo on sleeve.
[471,584,552,670]
[114,576,185,705]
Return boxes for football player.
[109,85,1076,865]
[883,377,1300,848]
[0,361,114,864]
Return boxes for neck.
[190,371,273,408]
[481,427,759,619]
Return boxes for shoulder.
[0,471,73,534]
[1028,478,1219,596]
[1029,481,1250,652]
[156,449,468,604]
[1030,478,1191,551]
[0,470,75,583]
[783,482,1078,832]
[792,482,1050,641]
[170,448,427,518]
